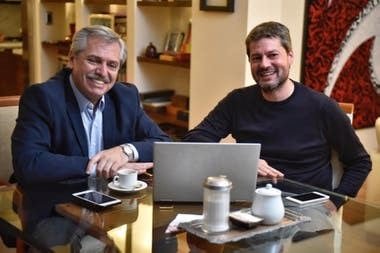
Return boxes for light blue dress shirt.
[69,76,139,178]
[70,76,105,176]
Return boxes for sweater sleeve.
[323,100,372,197]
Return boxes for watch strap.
[120,144,134,161]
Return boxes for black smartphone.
[72,189,121,210]
[285,191,329,206]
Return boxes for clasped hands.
[85,146,153,179]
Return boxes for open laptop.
[153,142,261,203]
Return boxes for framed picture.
[200,0,234,12]
[88,14,115,30]
[163,32,185,53]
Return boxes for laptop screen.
[153,142,261,203]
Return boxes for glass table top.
[0,177,379,252]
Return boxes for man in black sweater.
[183,21,371,210]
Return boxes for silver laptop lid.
[153,142,261,203]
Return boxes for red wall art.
[302,0,380,128]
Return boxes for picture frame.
[200,0,234,12]
[88,14,115,30]
[163,32,185,54]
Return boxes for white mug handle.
[113,175,120,186]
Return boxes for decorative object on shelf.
[145,42,157,58]
[163,31,185,54]
[88,14,115,30]
[200,0,234,12]
[114,16,127,40]
[181,19,191,54]
[176,19,191,62]
[159,54,176,61]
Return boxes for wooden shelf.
[84,0,126,4]
[41,40,71,46]
[137,56,190,69]
[146,111,188,129]
[41,0,74,3]
[42,40,71,55]
[41,0,125,5]
[137,0,192,7]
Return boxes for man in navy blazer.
[11,25,171,242]
[12,68,169,186]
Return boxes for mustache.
[259,66,276,74]
[87,73,110,83]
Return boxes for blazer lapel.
[103,94,117,149]
[65,83,88,156]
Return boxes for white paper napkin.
[165,214,203,234]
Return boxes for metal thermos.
[202,175,232,233]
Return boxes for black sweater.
[183,81,371,198]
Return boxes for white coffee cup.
[113,168,138,189]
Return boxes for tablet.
[72,189,121,210]
[285,191,329,206]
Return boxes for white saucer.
[108,180,147,193]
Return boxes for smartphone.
[285,191,329,206]
[72,189,121,210]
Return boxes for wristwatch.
[120,144,134,161]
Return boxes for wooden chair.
[330,102,354,252]
[337,102,354,124]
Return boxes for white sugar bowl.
[251,183,284,225]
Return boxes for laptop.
[153,142,261,203]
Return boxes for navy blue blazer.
[12,68,171,187]
[12,68,170,231]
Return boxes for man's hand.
[86,146,153,178]
[257,159,284,178]
[118,162,154,175]
[324,199,337,214]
